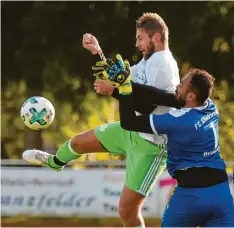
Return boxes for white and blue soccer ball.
[20,96,55,130]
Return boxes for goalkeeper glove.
[92,54,132,95]
[92,54,129,87]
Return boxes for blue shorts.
[162,181,234,227]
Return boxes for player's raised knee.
[70,129,105,153]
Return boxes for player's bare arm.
[83,34,114,95]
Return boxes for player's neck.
[184,101,204,108]
[154,42,169,52]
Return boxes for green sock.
[48,139,82,168]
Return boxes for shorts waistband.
[175,167,228,188]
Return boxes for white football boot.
[22,149,63,171]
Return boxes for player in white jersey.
[22,13,179,227]
[131,48,179,145]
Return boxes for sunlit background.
[1,1,234,227]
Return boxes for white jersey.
[131,49,180,144]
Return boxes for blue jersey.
[149,98,226,177]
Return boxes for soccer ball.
[20,96,55,130]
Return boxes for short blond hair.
[136,12,169,44]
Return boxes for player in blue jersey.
[92,55,234,227]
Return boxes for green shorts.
[94,121,167,197]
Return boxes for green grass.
[1,216,162,227]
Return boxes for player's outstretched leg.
[22,129,107,171]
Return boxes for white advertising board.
[1,168,103,216]
[1,167,233,217]
[1,168,166,217]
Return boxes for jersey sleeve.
[149,109,191,135]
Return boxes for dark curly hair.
[189,68,215,105]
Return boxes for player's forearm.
[112,80,181,114]
[112,85,156,115]
[113,81,181,108]
[111,88,120,100]
[131,81,181,108]
[119,94,154,134]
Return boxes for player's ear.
[187,92,196,102]
[152,33,161,43]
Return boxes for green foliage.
[1,1,234,161]
[212,81,234,162]
[1,80,28,158]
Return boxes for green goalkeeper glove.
[92,54,132,95]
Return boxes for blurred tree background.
[1,1,234,161]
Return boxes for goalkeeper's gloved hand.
[92,54,132,95]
